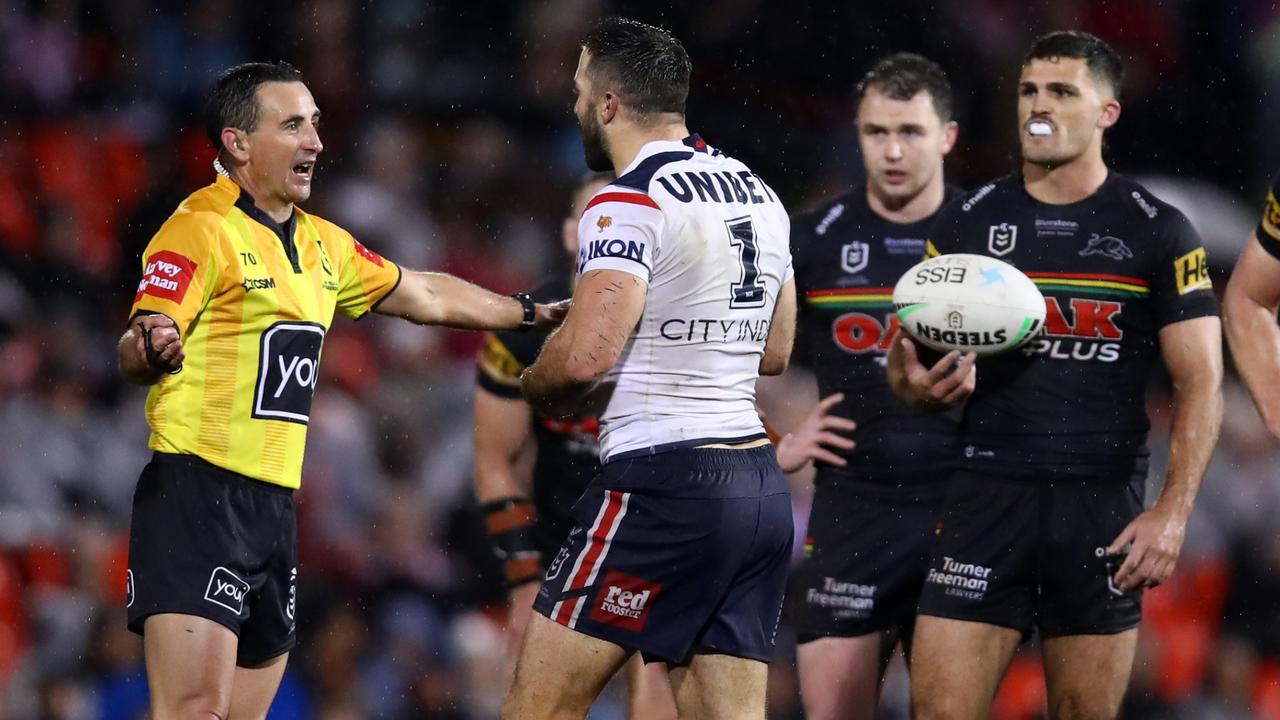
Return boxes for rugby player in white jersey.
[501,17,796,720]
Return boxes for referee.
[118,61,563,719]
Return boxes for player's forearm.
[384,271,526,330]
[1157,372,1223,520]
[520,328,601,417]
[474,460,528,503]
[117,328,163,385]
[1223,294,1280,437]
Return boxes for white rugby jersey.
[576,135,792,462]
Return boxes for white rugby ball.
[892,253,1045,356]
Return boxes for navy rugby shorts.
[533,444,793,665]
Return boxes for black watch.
[512,292,536,331]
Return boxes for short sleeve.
[1149,209,1219,327]
[576,190,662,282]
[129,211,219,336]
[925,203,964,259]
[475,332,528,399]
[335,230,402,320]
[1255,173,1280,261]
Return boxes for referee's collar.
[215,174,298,246]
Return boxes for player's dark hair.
[205,61,306,154]
[856,53,954,123]
[1025,31,1124,99]
[581,17,691,120]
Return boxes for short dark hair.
[1025,31,1124,99]
[581,17,691,119]
[855,53,954,123]
[204,61,305,154]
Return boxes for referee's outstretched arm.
[375,270,567,330]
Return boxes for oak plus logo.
[588,569,660,632]
[205,567,250,615]
[253,322,326,425]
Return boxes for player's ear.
[940,121,959,155]
[1098,98,1121,130]
[221,128,250,163]
[601,91,621,124]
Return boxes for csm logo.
[253,322,326,425]
[588,569,660,632]
[204,567,250,615]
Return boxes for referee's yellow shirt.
[129,174,401,489]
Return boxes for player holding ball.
[889,31,1223,720]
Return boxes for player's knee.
[911,685,971,720]
[1049,688,1120,720]
[152,697,228,720]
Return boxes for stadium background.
[2,0,1279,717]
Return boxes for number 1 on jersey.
[727,216,767,309]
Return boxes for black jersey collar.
[229,182,302,273]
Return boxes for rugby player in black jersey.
[1224,176,1280,441]
[473,172,675,718]
[776,53,961,720]
[888,32,1222,720]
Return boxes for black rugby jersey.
[792,187,963,490]
[926,173,1218,474]
[1253,171,1280,260]
[476,277,599,545]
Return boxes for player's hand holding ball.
[888,253,1045,410]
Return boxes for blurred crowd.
[4,0,1280,717]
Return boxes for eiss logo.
[135,250,197,304]
[588,569,660,632]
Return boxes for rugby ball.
[892,254,1045,356]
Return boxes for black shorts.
[789,476,943,641]
[533,445,793,665]
[127,453,298,666]
[916,468,1144,637]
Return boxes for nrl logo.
[1078,233,1133,261]
[841,241,869,274]
[988,223,1017,256]
[597,215,613,232]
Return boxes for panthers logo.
[1078,233,1133,261]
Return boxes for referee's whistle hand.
[135,315,185,371]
